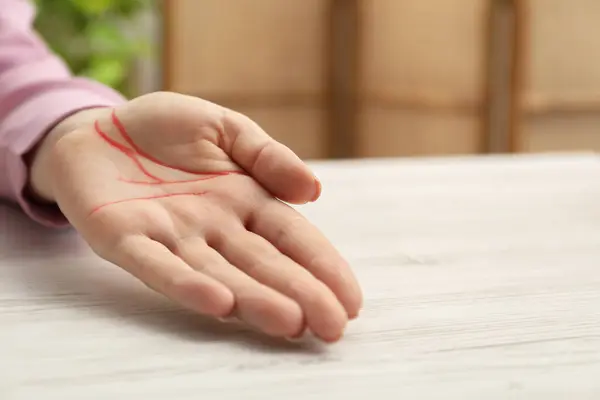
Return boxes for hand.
[30,92,363,342]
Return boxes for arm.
[0,1,362,342]
[0,0,125,226]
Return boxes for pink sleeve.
[0,0,126,227]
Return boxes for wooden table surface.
[2,153,600,399]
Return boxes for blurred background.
[35,0,600,160]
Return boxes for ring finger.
[176,237,303,338]
[211,227,348,342]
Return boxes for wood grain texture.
[358,109,480,157]
[516,0,600,152]
[2,154,600,399]
[522,115,600,152]
[524,0,600,103]
[360,0,486,105]
[164,0,327,96]
[358,0,488,157]
[162,0,329,160]
[231,106,327,160]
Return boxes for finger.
[176,238,304,338]
[110,235,235,317]
[211,229,348,343]
[221,110,321,205]
[248,201,363,319]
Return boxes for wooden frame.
[355,0,494,157]
[161,0,332,160]
[160,0,173,93]
[483,0,509,153]
[510,0,600,152]
[509,0,528,152]
[326,0,360,159]
[161,0,509,158]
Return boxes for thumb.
[222,110,322,204]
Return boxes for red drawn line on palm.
[88,192,208,217]
[110,111,239,177]
[89,110,241,215]
[117,176,224,185]
[95,112,243,184]
[94,120,164,182]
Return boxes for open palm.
[49,92,362,342]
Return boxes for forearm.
[0,0,125,226]
[28,107,112,204]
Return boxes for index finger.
[246,201,363,319]
[108,235,235,318]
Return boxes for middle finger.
[176,238,303,338]
[211,227,348,342]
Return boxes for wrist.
[27,107,112,203]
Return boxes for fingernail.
[285,331,305,343]
[322,333,344,344]
[285,324,307,341]
[217,316,238,324]
[311,176,322,202]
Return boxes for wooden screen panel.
[518,0,600,152]
[164,0,327,97]
[163,0,329,159]
[236,107,327,160]
[361,0,486,105]
[522,116,600,152]
[524,0,600,105]
[358,0,487,156]
[358,109,480,157]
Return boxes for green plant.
[34,0,152,95]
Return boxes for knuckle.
[288,278,332,307]
[246,247,279,276]
[273,214,305,248]
[87,224,128,260]
[221,109,247,138]
[163,273,191,295]
[309,255,345,281]
[249,140,273,171]
[224,108,253,128]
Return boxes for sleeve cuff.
[2,83,126,227]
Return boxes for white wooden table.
[2,153,600,399]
